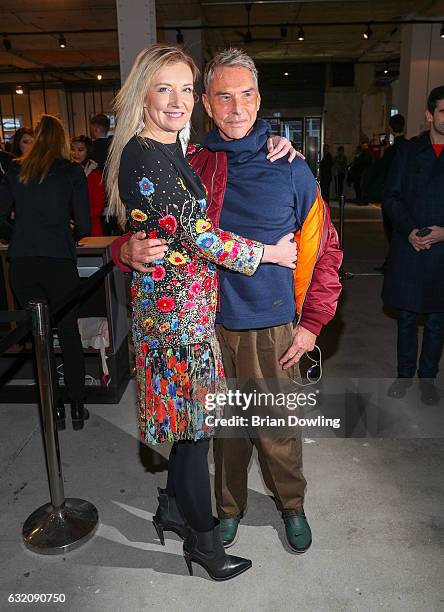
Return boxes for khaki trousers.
[214,323,306,517]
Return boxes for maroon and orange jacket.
[112,145,343,335]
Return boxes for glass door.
[263,115,323,177]
[283,120,303,152]
[304,117,321,177]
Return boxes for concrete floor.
[1,203,443,612]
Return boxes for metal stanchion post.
[22,300,98,554]
[338,194,353,281]
[338,195,345,251]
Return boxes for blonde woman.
[0,115,91,430]
[106,44,296,580]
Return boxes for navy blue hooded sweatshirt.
[204,119,318,329]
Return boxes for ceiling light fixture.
[176,29,184,44]
[15,85,24,95]
[297,26,305,41]
[284,71,289,76]
[383,65,389,74]
[3,37,11,51]
[59,33,67,48]
[97,73,103,81]
[363,24,372,40]
[440,23,444,38]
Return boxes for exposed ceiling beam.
[0,65,120,75]
[1,18,443,38]
[202,0,360,4]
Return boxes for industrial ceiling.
[0,0,443,84]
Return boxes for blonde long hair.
[19,114,70,184]
[106,44,199,226]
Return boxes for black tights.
[166,439,213,532]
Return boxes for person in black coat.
[0,148,13,176]
[373,114,408,272]
[0,149,14,240]
[379,114,408,239]
[319,144,333,204]
[383,86,444,405]
[0,114,91,428]
[90,113,111,172]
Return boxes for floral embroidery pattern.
[167,251,187,266]
[152,265,166,281]
[196,232,217,250]
[156,296,176,313]
[159,214,178,234]
[139,344,225,444]
[131,209,148,222]
[142,276,154,294]
[196,218,211,233]
[121,136,263,444]
[139,176,155,196]
[186,262,197,275]
[188,280,202,297]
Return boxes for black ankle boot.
[183,519,252,581]
[56,400,66,431]
[71,401,90,431]
[152,487,188,544]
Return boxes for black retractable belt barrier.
[0,260,114,355]
[22,300,98,554]
[338,194,353,281]
[0,260,114,554]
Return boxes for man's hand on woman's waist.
[120,232,167,273]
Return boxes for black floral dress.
[118,136,263,444]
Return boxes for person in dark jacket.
[90,113,111,172]
[0,114,91,428]
[382,114,408,174]
[348,144,372,203]
[0,149,14,240]
[319,143,333,204]
[90,114,117,234]
[373,114,408,272]
[332,145,347,198]
[383,86,444,405]
[0,148,13,176]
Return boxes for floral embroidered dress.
[118,136,264,444]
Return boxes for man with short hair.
[90,113,111,171]
[113,49,342,553]
[384,86,444,405]
[373,113,408,272]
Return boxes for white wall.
[399,23,444,138]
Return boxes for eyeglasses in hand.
[291,344,322,387]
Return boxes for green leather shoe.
[283,510,312,554]
[218,515,241,548]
